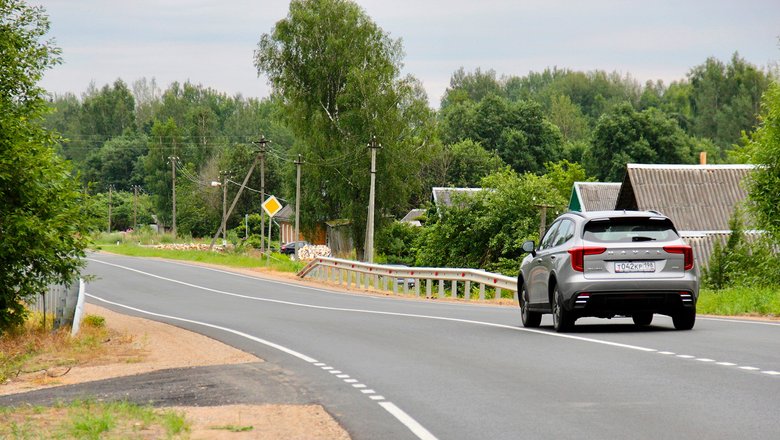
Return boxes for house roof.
[569,182,621,212]
[431,187,484,208]
[681,230,764,270]
[275,204,294,222]
[401,209,426,223]
[614,164,754,231]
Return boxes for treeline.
[46,53,774,241]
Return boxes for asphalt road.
[73,253,780,439]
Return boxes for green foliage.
[415,168,566,273]
[82,314,106,328]
[698,287,780,316]
[742,82,780,242]
[689,53,771,150]
[703,211,780,289]
[587,103,696,181]
[0,0,89,331]
[443,139,505,187]
[376,221,421,265]
[255,0,435,258]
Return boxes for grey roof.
[275,204,294,222]
[432,187,484,208]
[615,164,754,231]
[401,209,426,223]
[571,182,621,212]
[681,230,764,270]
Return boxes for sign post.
[262,195,283,264]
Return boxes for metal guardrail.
[298,257,518,301]
[27,279,85,333]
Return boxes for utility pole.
[220,170,229,246]
[209,142,266,250]
[365,135,381,263]
[107,184,113,233]
[168,156,179,237]
[252,136,269,252]
[132,185,140,230]
[294,154,304,259]
[535,203,554,241]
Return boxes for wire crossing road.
[85,253,780,440]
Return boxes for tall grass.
[698,287,780,316]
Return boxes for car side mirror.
[522,240,536,257]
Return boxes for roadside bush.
[704,211,780,289]
[376,221,421,265]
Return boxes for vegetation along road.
[51,253,780,440]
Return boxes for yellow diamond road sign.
[262,195,283,217]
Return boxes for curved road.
[83,253,779,439]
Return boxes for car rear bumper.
[560,275,698,317]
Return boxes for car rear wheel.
[552,286,574,332]
[673,308,696,330]
[632,312,653,327]
[519,283,541,328]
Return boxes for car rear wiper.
[632,236,656,242]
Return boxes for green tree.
[587,103,696,181]
[444,139,505,187]
[255,0,435,258]
[743,82,780,242]
[143,118,182,228]
[0,0,89,330]
[81,132,148,190]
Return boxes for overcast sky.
[38,0,780,108]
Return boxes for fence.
[298,257,518,301]
[27,279,86,333]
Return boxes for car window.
[552,219,574,247]
[583,217,679,243]
[539,221,561,250]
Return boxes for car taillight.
[567,246,606,272]
[664,245,694,270]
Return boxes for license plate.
[614,261,656,273]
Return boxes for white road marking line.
[717,362,737,366]
[762,371,780,375]
[379,402,439,440]
[322,366,333,370]
[87,259,777,380]
[699,317,780,327]
[658,351,675,355]
[84,293,318,364]
[344,379,358,383]
[739,366,760,371]
[314,363,326,366]
[336,374,350,378]
[329,370,342,374]
[86,292,436,440]
[361,389,376,394]
[696,358,715,362]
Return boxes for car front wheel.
[552,286,574,332]
[519,282,541,328]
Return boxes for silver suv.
[518,210,699,332]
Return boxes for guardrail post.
[425,279,432,299]
[438,280,444,298]
[452,280,457,298]
[414,279,421,296]
[393,278,398,295]
[464,280,471,300]
[479,283,485,300]
[496,287,502,300]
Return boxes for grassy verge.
[95,242,306,273]
[0,400,188,439]
[0,313,109,384]
[698,287,780,317]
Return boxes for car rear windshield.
[583,217,679,243]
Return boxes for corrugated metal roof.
[681,231,764,270]
[431,187,484,208]
[572,182,621,212]
[615,164,754,231]
[401,209,426,223]
[275,204,294,222]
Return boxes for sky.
[38,0,780,108]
